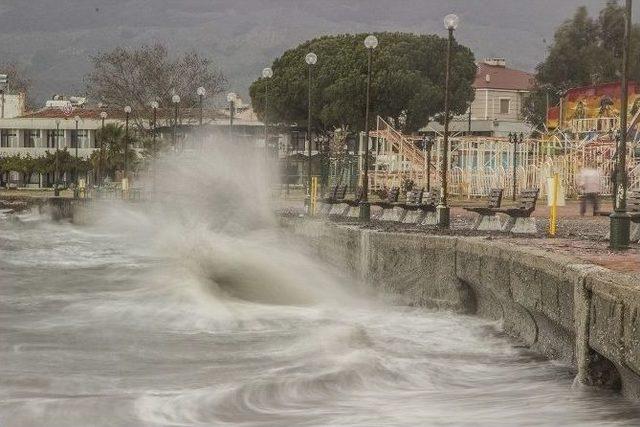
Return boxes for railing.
[569,117,619,133]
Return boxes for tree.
[249,32,476,135]
[0,62,33,109]
[85,43,226,129]
[525,1,640,128]
[91,123,139,180]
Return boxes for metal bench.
[318,184,347,215]
[493,188,540,233]
[419,189,442,225]
[371,187,400,220]
[463,188,504,231]
[394,188,424,223]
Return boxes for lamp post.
[99,111,107,187]
[305,52,317,213]
[150,101,159,193]
[54,119,61,196]
[424,136,434,191]
[262,67,273,158]
[437,13,459,229]
[171,94,180,150]
[227,92,237,141]
[610,0,633,250]
[123,106,131,185]
[509,132,523,201]
[359,35,378,221]
[73,115,81,197]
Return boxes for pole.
[427,144,432,191]
[610,0,632,250]
[549,172,559,237]
[152,107,157,193]
[511,133,517,201]
[99,117,104,187]
[229,100,234,142]
[54,122,60,196]
[437,27,454,228]
[172,103,178,149]
[1,90,4,119]
[468,104,472,134]
[124,111,129,185]
[359,47,373,221]
[264,78,269,159]
[306,64,313,211]
[74,118,79,197]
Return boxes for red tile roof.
[19,107,227,121]
[474,63,534,91]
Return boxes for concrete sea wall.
[287,219,640,398]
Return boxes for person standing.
[578,167,602,216]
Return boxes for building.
[425,58,534,137]
[0,97,282,188]
[0,92,26,119]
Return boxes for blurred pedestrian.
[578,166,602,216]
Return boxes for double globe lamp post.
[262,67,273,157]
[359,34,378,221]
[304,52,317,212]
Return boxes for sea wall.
[286,219,640,398]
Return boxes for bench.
[463,188,504,231]
[371,187,400,220]
[318,184,347,215]
[419,189,442,226]
[494,188,540,233]
[394,188,424,223]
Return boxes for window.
[71,130,89,148]
[0,129,17,147]
[500,99,510,115]
[24,130,40,148]
[46,129,64,148]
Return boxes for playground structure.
[364,116,640,199]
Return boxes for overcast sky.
[0,0,624,104]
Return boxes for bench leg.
[501,216,516,232]
[475,214,503,231]
[421,211,438,226]
[631,222,640,242]
[396,208,409,223]
[328,203,349,216]
[401,210,421,224]
[510,217,538,234]
[346,206,360,218]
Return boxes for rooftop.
[474,60,534,91]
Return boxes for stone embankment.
[286,219,640,399]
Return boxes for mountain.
[0,0,619,105]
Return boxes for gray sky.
[0,0,620,104]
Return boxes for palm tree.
[93,123,139,182]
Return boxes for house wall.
[471,89,528,121]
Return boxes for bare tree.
[0,62,33,108]
[85,43,226,128]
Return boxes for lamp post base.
[304,194,311,216]
[436,204,450,228]
[609,211,631,250]
[359,201,371,222]
[54,185,60,197]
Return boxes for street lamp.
[509,132,523,201]
[197,86,206,127]
[99,111,107,187]
[611,0,633,249]
[171,94,180,150]
[359,35,378,222]
[73,115,81,197]
[54,119,61,196]
[262,67,273,157]
[227,92,237,142]
[150,101,159,193]
[437,13,459,229]
[123,105,131,185]
[305,52,317,213]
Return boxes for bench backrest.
[518,188,539,211]
[423,188,440,206]
[336,185,347,200]
[328,184,340,199]
[628,191,640,213]
[488,188,503,209]
[406,187,424,205]
[387,187,400,203]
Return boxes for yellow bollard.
[549,173,559,236]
